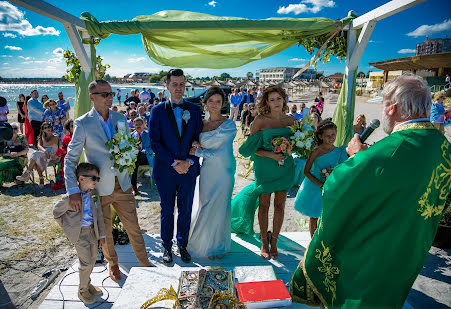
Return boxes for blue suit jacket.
[149,100,202,180]
[131,130,154,167]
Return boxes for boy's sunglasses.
[92,92,115,98]
[81,175,101,182]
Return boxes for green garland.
[298,31,347,66]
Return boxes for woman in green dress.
[231,86,295,260]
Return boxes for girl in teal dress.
[231,86,295,260]
[294,119,348,238]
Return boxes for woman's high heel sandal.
[260,233,270,260]
[269,232,279,260]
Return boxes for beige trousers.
[74,225,97,292]
[100,178,150,267]
[229,106,239,121]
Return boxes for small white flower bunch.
[290,117,315,159]
[105,126,140,175]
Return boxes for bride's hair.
[202,87,226,108]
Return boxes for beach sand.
[1,93,448,308]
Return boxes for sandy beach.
[0,92,447,308]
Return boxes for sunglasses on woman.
[81,175,101,182]
[92,92,115,98]
[43,126,52,130]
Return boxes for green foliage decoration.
[298,30,347,67]
[62,49,110,84]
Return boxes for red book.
[236,280,292,308]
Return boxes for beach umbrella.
[223,80,236,87]
[237,79,256,88]
[204,80,222,87]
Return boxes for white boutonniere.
[182,110,190,123]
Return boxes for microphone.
[359,119,380,143]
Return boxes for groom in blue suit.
[149,69,203,264]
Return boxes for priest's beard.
[382,111,395,134]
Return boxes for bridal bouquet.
[272,136,292,166]
[290,117,315,159]
[105,121,140,174]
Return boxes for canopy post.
[64,24,93,78]
[345,12,358,119]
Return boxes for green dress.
[231,128,295,234]
[290,122,450,308]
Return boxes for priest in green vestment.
[290,74,450,308]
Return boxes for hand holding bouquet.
[272,136,292,166]
[290,118,315,159]
[105,121,140,174]
[320,167,334,182]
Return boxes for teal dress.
[294,146,348,218]
[231,128,295,234]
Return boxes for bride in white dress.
[187,87,236,259]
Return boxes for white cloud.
[289,57,307,61]
[19,55,32,60]
[22,59,46,64]
[48,47,64,63]
[3,32,16,38]
[278,0,335,15]
[208,0,217,7]
[45,66,57,71]
[295,63,307,68]
[5,45,22,50]
[0,2,60,36]
[127,57,146,63]
[407,19,451,37]
[2,62,8,65]
[1,55,12,57]
[52,47,64,56]
[278,3,308,14]
[398,48,416,54]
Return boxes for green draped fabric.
[333,71,356,147]
[74,44,96,120]
[80,11,353,69]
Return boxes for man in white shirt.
[139,88,150,104]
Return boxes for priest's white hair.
[381,74,431,119]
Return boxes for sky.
[0,0,450,79]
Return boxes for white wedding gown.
[188,119,236,258]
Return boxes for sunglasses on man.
[81,175,101,182]
[92,92,115,98]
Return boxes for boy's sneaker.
[88,284,103,296]
[78,290,95,304]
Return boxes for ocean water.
[0,83,204,111]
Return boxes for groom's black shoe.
[179,247,191,263]
[163,249,173,264]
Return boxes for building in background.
[256,67,317,82]
[368,70,435,89]
[326,73,344,83]
[124,72,154,82]
[416,38,451,55]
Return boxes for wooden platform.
[38,232,450,308]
